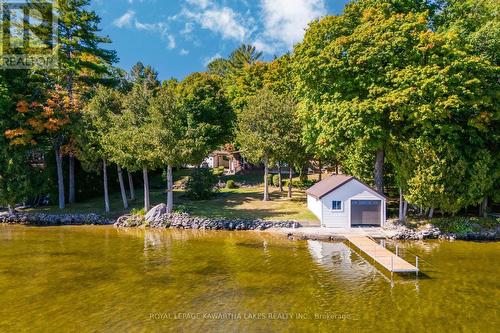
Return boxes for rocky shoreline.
[114,204,301,230]
[1,206,497,241]
[386,222,499,241]
[116,214,300,230]
[0,212,112,226]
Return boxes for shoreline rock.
[387,222,499,241]
[0,212,112,226]
[1,208,497,241]
[115,208,301,231]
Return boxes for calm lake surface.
[0,225,498,332]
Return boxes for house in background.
[203,150,246,174]
[306,174,386,228]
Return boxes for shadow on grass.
[25,186,318,222]
[174,187,316,222]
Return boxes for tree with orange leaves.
[5,85,79,209]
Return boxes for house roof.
[306,174,387,200]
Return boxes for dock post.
[391,256,394,272]
[396,244,399,257]
[416,256,419,275]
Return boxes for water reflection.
[307,240,352,267]
[0,226,498,332]
[307,239,424,290]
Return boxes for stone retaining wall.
[115,211,301,231]
[0,212,112,226]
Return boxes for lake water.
[0,225,498,332]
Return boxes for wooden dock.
[345,236,419,273]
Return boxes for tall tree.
[207,44,263,77]
[263,55,307,197]
[228,44,263,70]
[292,2,434,192]
[225,61,269,113]
[5,85,78,209]
[178,72,234,165]
[56,0,117,205]
[108,66,160,211]
[148,83,187,213]
[5,0,117,209]
[294,1,498,213]
[0,78,46,214]
[237,89,298,201]
[80,85,128,212]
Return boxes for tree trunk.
[335,164,339,175]
[54,145,65,209]
[403,200,408,219]
[399,188,404,221]
[127,171,135,201]
[166,165,173,213]
[318,159,322,181]
[263,156,269,201]
[428,207,434,219]
[278,163,283,192]
[479,197,488,217]
[288,165,293,198]
[117,165,128,209]
[300,165,308,182]
[374,149,384,194]
[143,167,150,211]
[103,159,110,213]
[68,155,75,204]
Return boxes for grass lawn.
[25,170,320,224]
[176,186,318,223]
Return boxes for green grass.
[176,186,317,222]
[25,170,320,224]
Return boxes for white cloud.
[134,20,167,35]
[253,39,275,54]
[167,35,176,49]
[133,20,176,50]
[180,48,190,55]
[258,0,326,51]
[181,0,252,42]
[113,10,135,28]
[203,52,222,66]
[185,7,249,41]
[186,0,212,9]
[181,22,194,35]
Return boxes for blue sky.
[91,0,350,80]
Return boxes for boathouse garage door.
[351,200,381,226]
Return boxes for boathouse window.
[331,200,342,211]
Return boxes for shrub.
[432,217,499,235]
[272,174,281,187]
[212,166,225,176]
[130,208,146,216]
[226,180,238,189]
[185,168,219,200]
[292,179,316,190]
[266,174,273,186]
